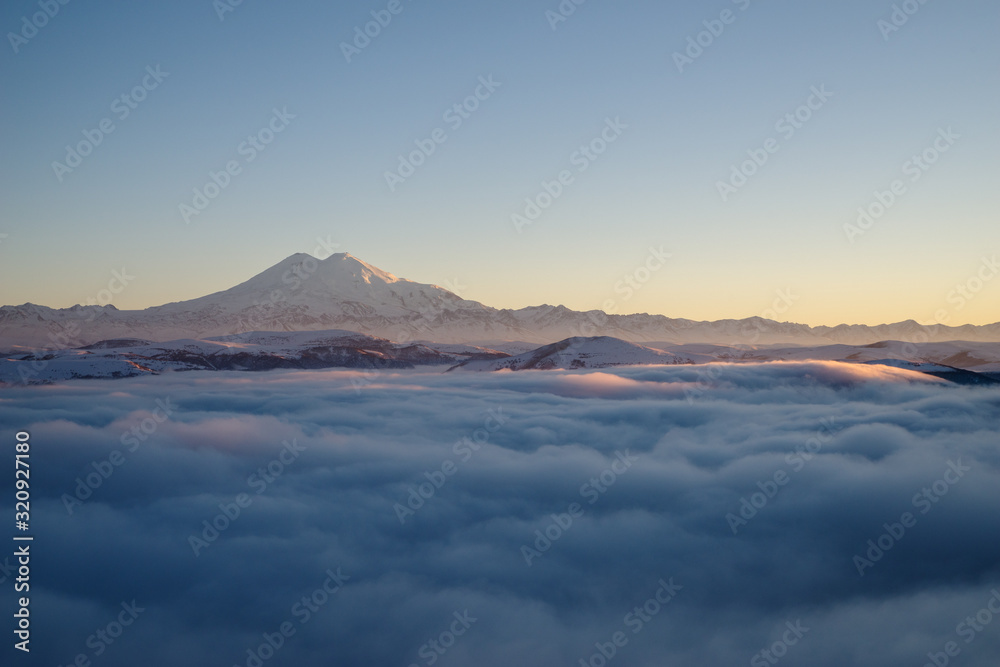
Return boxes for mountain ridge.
[2,252,999,350]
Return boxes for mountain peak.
[318,252,400,284]
[257,252,399,285]
[3,253,1000,351]
[132,251,475,332]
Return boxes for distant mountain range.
[2,252,1000,351]
[3,328,1000,386]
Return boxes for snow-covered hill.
[6,330,1000,385]
[647,340,1000,385]
[859,359,1000,386]
[452,337,1000,385]
[2,252,1000,350]
[453,336,694,371]
[0,330,507,385]
[650,340,1000,373]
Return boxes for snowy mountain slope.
[3,252,1000,349]
[646,340,1000,371]
[0,329,508,385]
[860,359,1000,386]
[0,253,546,348]
[6,329,1000,385]
[151,253,490,321]
[453,336,694,371]
[641,340,1000,384]
[452,336,999,385]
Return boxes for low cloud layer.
[2,362,1000,666]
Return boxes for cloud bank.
[2,361,1000,666]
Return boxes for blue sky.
[1,0,997,326]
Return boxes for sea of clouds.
[2,361,1000,667]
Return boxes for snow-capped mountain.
[0,253,497,349]
[151,253,490,323]
[2,252,1000,350]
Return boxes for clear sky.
[1,0,997,326]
